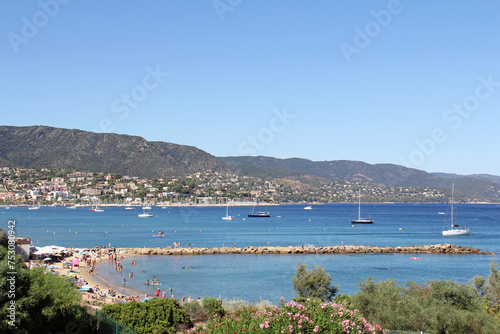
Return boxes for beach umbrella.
[66,272,77,277]
[43,257,52,261]
[72,259,80,265]
[140,297,152,303]
[78,286,91,292]
[63,261,72,266]
[47,265,57,269]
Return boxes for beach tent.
[33,245,66,255]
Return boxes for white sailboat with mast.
[351,188,373,224]
[222,202,234,221]
[442,183,470,236]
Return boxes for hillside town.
[0,166,483,205]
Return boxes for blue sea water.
[3,203,500,303]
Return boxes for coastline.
[45,252,156,307]
[10,202,500,208]
[39,242,493,309]
[76,259,148,299]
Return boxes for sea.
[3,203,499,304]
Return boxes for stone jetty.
[118,244,492,256]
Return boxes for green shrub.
[201,297,225,317]
[102,298,192,334]
[182,300,206,321]
[291,262,338,302]
[0,244,96,334]
[351,277,500,334]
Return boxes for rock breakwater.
[119,244,492,256]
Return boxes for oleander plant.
[183,298,384,334]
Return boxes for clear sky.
[1,1,499,176]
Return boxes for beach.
[35,242,493,309]
[37,248,160,307]
[19,203,500,302]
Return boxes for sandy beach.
[39,249,156,307]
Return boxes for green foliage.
[291,262,338,302]
[0,245,96,334]
[471,274,487,297]
[0,228,7,248]
[333,293,352,306]
[183,298,384,333]
[473,259,500,316]
[102,298,192,334]
[182,300,207,322]
[182,297,226,323]
[487,259,500,306]
[351,277,500,334]
[201,297,225,317]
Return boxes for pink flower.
[313,325,320,332]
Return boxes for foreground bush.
[102,298,192,334]
[351,277,500,334]
[292,262,338,302]
[183,298,384,333]
[0,245,96,334]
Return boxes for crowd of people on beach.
[27,242,205,306]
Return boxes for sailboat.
[248,199,270,218]
[222,203,234,221]
[351,189,373,224]
[442,184,470,236]
[28,201,40,210]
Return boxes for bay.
[4,203,499,303]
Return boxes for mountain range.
[1,125,499,200]
[0,125,227,178]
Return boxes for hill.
[1,125,498,201]
[0,125,227,178]
[219,156,500,200]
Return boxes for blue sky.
[1,1,499,175]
